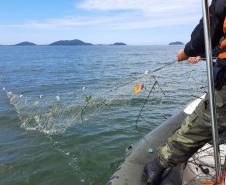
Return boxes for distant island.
[15,41,36,46]
[112,42,127,46]
[169,41,184,45]
[6,39,128,46]
[49,39,93,46]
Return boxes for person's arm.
[177,49,201,64]
[179,0,225,60]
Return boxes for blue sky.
[0,0,202,45]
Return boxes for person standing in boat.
[144,0,226,184]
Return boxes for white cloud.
[0,17,95,29]
[0,12,200,30]
[0,0,202,30]
[0,16,120,29]
[77,0,202,29]
[79,0,201,16]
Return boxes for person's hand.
[177,49,189,62]
[188,56,201,64]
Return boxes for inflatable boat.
[107,95,226,185]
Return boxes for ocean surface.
[0,45,207,185]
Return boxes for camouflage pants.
[158,86,226,168]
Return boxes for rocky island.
[112,42,127,46]
[4,39,128,46]
[49,39,93,46]
[15,42,36,46]
[169,41,184,45]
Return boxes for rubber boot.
[143,158,166,185]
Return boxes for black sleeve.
[184,0,225,57]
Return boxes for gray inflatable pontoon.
[107,95,207,185]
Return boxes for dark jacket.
[184,0,226,57]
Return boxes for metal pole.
[201,0,221,181]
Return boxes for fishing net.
[1,59,208,135]
[2,57,218,185]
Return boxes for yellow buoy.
[133,84,144,94]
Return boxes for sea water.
[0,45,207,185]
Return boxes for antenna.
[201,0,221,182]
